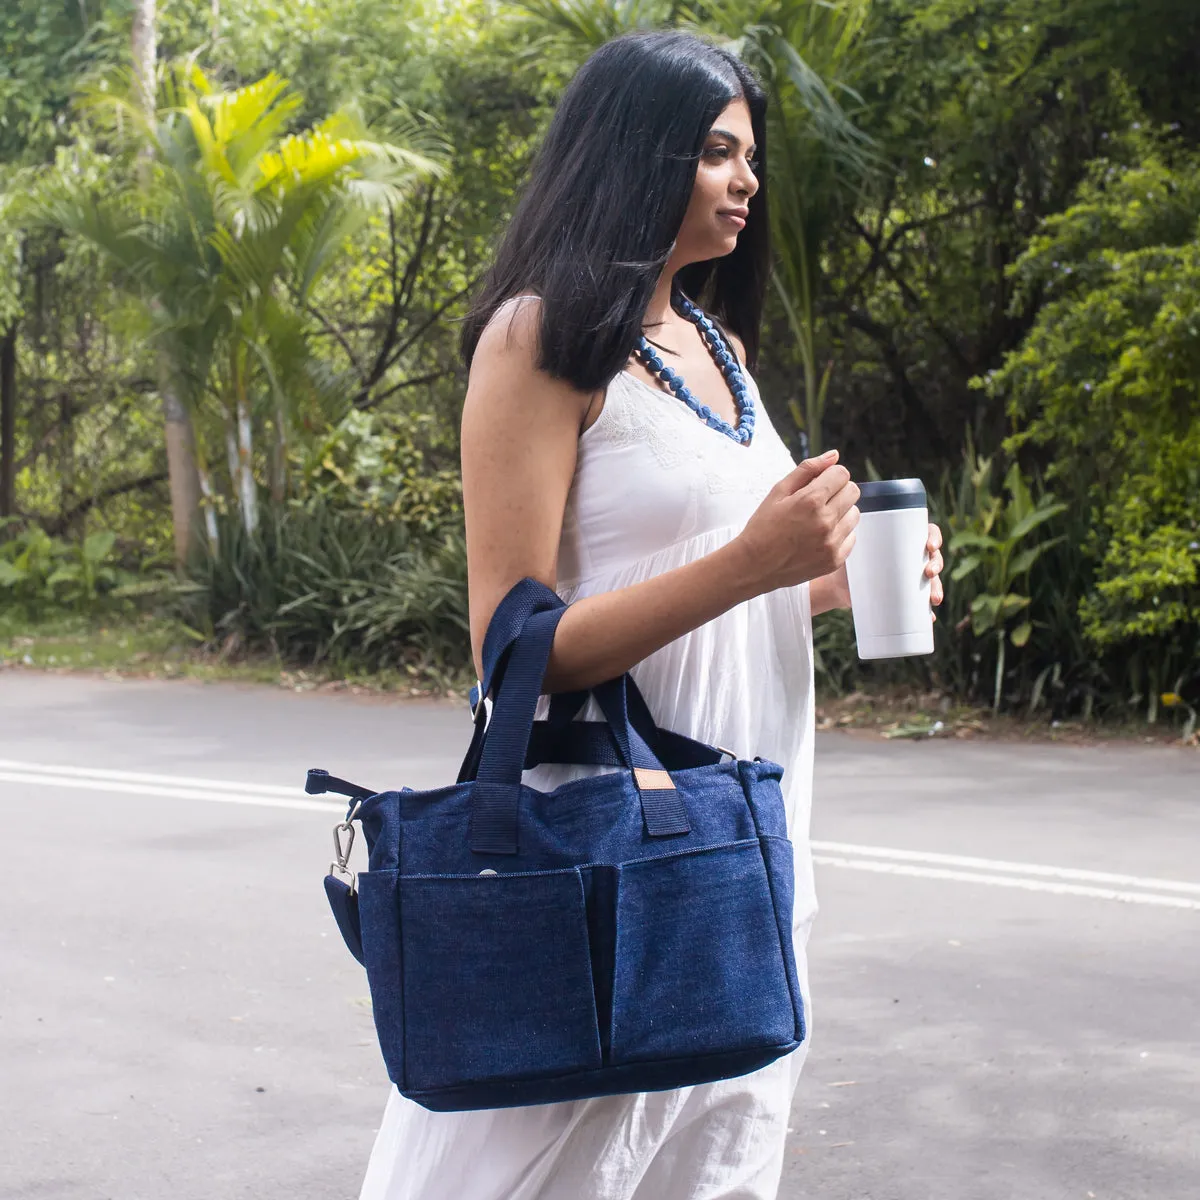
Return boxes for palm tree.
[515,0,874,454]
[129,0,205,562]
[29,64,446,549]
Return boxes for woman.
[360,29,944,1200]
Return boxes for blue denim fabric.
[317,579,805,1112]
[339,757,804,1111]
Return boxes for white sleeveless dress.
[358,329,819,1200]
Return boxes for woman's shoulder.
[470,293,547,379]
[475,293,543,352]
[466,294,596,426]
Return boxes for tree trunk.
[59,391,75,533]
[134,3,201,563]
[130,0,157,117]
[162,387,202,563]
[197,467,219,549]
[236,395,258,534]
[0,324,16,519]
[269,403,287,506]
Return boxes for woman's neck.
[642,271,683,345]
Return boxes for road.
[1,672,1197,1200]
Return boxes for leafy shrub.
[986,133,1200,719]
[296,410,463,537]
[182,499,471,681]
[948,458,1066,710]
[0,524,130,617]
[811,606,860,698]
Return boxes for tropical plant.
[811,605,859,697]
[181,499,470,679]
[26,64,447,552]
[0,523,129,615]
[948,456,1066,711]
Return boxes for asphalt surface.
[1,672,1197,1200]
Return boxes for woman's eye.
[704,145,759,171]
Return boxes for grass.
[0,610,472,699]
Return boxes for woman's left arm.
[810,523,945,617]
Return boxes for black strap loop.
[306,768,375,803]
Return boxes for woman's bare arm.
[461,299,858,692]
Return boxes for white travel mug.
[844,479,934,660]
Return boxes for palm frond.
[513,0,673,58]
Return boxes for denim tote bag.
[309,578,805,1112]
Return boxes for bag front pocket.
[399,868,603,1091]
[609,840,795,1064]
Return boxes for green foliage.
[817,1,1173,480]
[0,1,125,164]
[811,606,858,698]
[948,456,1066,710]
[181,499,470,678]
[3,0,1199,721]
[0,524,129,616]
[988,133,1200,713]
[297,409,463,537]
[25,64,447,534]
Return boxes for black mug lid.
[856,478,927,513]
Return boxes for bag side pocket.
[357,868,407,1087]
[760,834,805,1044]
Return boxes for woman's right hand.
[731,449,860,595]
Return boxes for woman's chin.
[704,231,740,258]
[675,233,739,265]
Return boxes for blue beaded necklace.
[633,295,755,446]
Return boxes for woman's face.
[675,97,760,264]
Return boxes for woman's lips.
[718,212,746,229]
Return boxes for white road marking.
[811,839,1200,897]
[812,854,1200,911]
[1,761,1196,910]
[0,769,340,814]
[0,758,302,796]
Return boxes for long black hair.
[460,31,769,392]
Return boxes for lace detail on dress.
[597,374,697,471]
[598,373,766,496]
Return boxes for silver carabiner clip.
[329,800,363,893]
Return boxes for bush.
[987,133,1200,719]
[296,409,463,538]
[0,523,132,618]
[182,499,471,682]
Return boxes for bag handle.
[459,661,663,787]
[466,579,690,854]
[477,577,586,711]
